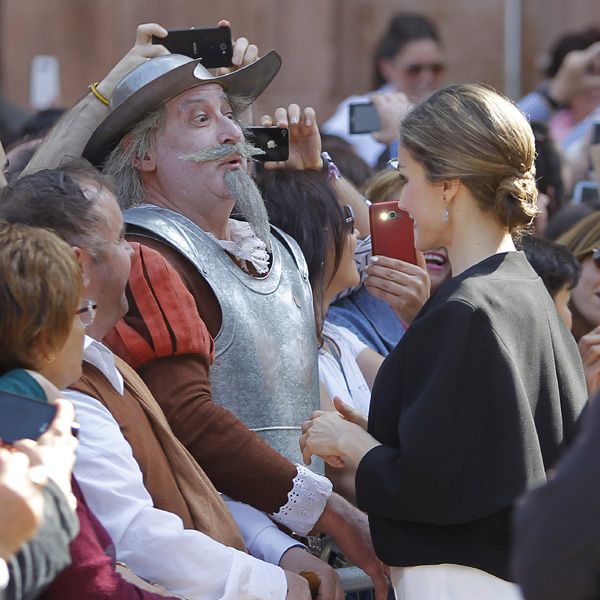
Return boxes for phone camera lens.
[220,42,228,51]
[388,211,397,220]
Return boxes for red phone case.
[369,202,416,264]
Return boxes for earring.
[442,194,449,222]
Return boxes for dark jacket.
[7,480,78,600]
[511,396,599,600]
[355,252,587,581]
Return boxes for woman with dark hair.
[323,13,445,166]
[260,169,384,413]
[259,169,384,502]
[302,84,587,598]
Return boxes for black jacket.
[355,252,587,581]
[512,395,599,600]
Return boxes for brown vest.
[70,356,245,551]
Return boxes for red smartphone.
[369,202,416,264]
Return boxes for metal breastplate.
[125,205,320,466]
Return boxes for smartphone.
[592,121,600,145]
[349,102,381,134]
[369,202,416,264]
[572,180,600,205]
[0,391,57,444]
[246,126,289,162]
[152,27,233,69]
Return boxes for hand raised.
[260,105,323,170]
[365,252,430,325]
[216,19,259,75]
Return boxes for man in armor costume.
[79,27,388,598]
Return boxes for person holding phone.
[301,84,588,599]
[328,168,450,357]
[323,13,445,166]
[0,222,81,598]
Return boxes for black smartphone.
[349,102,381,134]
[152,27,233,69]
[593,121,600,145]
[0,391,57,444]
[246,126,289,162]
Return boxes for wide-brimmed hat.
[83,50,281,166]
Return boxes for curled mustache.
[180,142,265,163]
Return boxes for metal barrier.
[338,566,375,597]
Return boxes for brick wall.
[0,0,597,122]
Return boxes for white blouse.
[319,321,372,416]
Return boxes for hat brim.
[83,50,282,167]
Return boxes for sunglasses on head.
[343,204,355,234]
[405,62,445,77]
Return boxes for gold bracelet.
[89,81,110,106]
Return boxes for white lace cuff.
[270,464,333,535]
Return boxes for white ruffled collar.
[207,219,270,275]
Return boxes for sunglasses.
[343,204,355,234]
[405,62,445,77]
[76,299,98,328]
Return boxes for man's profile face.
[79,184,133,340]
[144,83,246,207]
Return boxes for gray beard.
[179,142,271,251]
[224,168,272,252]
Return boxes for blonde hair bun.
[494,170,539,230]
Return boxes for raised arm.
[20,23,169,176]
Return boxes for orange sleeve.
[104,243,214,369]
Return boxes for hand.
[333,396,368,430]
[300,410,357,466]
[579,326,600,398]
[0,448,45,560]
[97,23,170,99]
[365,252,430,325]
[371,92,412,145]
[314,493,390,600]
[260,105,323,170]
[284,570,312,599]
[13,399,78,511]
[116,564,184,597]
[216,20,259,74]
[549,41,600,105]
[279,547,343,600]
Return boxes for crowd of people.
[0,11,600,600]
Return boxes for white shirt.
[63,336,289,600]
[319,322,372,416]
[322,86,393,167]
[0,558,8,590]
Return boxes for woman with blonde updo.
[301,84,588,599]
